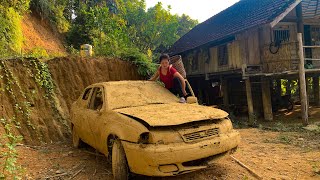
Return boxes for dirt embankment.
[0,57,141,145]
[48,57,141,110]
[21,13,67,56]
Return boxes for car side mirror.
[187,96,198,104]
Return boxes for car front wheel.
[112,139,129,180]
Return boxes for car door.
[84,86,106,149]
[73,87,94,143]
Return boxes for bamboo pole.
[297,33,309,125]
[230,155,263,180]
[303,46,320,48]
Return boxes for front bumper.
[122,130,240,176]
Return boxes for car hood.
[114,103,228,127]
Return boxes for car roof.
[88,81,157,88]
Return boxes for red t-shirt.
[159,66,177,89]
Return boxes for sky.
[145,0,240,23]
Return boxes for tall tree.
[67,0,198,57]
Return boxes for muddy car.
[70,81,240,179]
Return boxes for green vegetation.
[312,163,320,176]
[30,0,71,33]
[28,47,50,59]
[0,0,30,57]
[0,117,23,179]
[65,0,197,75]
[0,61,34,129]
[121,48,157,77]
[0,0,198,76]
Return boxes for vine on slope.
[24,58,69,129]
[0,117,23,179]
[0,61,34,130]
[0,57,67,179]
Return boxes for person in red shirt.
[149,54,188,103]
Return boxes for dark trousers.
[169,77,184,97]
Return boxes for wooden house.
[169,0,320,123]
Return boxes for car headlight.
[218,117,233,133]
[147,130,183,144]
[138,132,150,144]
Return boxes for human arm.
[149,70,159,81]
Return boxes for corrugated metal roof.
[169,0,298,55]
[302,0,320,18]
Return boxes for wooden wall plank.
[209,47,218,72]
[233,41,242,68]
[228,43,234,69]
[247,29,261,65]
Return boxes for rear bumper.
[122,130,240,176]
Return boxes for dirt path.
[18,128,320,179]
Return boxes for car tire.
[112,139,129,180]
[72,126,84,148]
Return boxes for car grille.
[183,128,219,142]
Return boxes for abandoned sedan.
[70,81,240,179]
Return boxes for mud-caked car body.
[70,81,240,179]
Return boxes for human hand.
[183,90,187,96]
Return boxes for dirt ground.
[17,126,320,180]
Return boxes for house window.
[273,30,290,43]
[311,26,320,45]
[218,45,228,66]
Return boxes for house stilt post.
[313,76,320,106]
[245,78,255,124]
[261,78,273,121]
[297,33,309,125]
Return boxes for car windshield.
[106,81,178,110]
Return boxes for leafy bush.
[65,45,79,55]
[30,0,71,33]
[52,5,70,33]
[0,117,23,179]
[0,0,30,57]
[0,6,24,57]
[27,47,49,58]
[1,0,30,14]
[121,48,157,77]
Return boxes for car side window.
[82,88,92,100]
[88,87,104,111]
